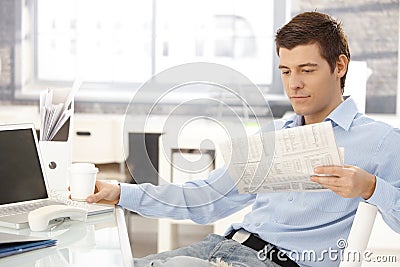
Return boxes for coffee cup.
[69,163,99,201]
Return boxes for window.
[155,0,274,85]
[14,1,400,114]
[20,0,285,101]
[35,0,152,84]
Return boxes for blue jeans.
[134,234,281,267]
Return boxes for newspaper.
[220,121,344,194]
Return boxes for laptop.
[0,123,114,229]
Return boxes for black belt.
[225,229,299,267]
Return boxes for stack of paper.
[39,79,81,141]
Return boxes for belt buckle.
[231,229,251,243]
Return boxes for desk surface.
[0,207,133,267]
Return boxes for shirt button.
[255,223,261,227]
[288,196,294,201]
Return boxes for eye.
[281,70,290,75]
[302,69,314,73]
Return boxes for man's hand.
[311,165,376,199]
[86,180,121,205]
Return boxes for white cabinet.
[72,114,127,178]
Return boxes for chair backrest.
[340,201,400,266]
[339,202,378,267]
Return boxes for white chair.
[340,202,400,267]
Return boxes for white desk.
[0,207,133,267]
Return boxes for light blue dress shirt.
[118,97,400,267]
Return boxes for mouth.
[290,95,310,100]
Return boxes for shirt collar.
[282,114,303,128]
[282,97,359,131]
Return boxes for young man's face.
[278,43,345,125]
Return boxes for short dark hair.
[275,11,350,92]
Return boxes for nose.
[289,73,304,90]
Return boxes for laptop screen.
[0,128,48,205]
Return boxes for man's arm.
[87,167,255,224]
[311,128,400,233]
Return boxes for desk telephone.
[28,205,87,231]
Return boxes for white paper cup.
[70,163,99,201]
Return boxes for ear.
[336,54,349,78]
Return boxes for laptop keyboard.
[0,200,57,217]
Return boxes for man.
[86,12,400,267]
